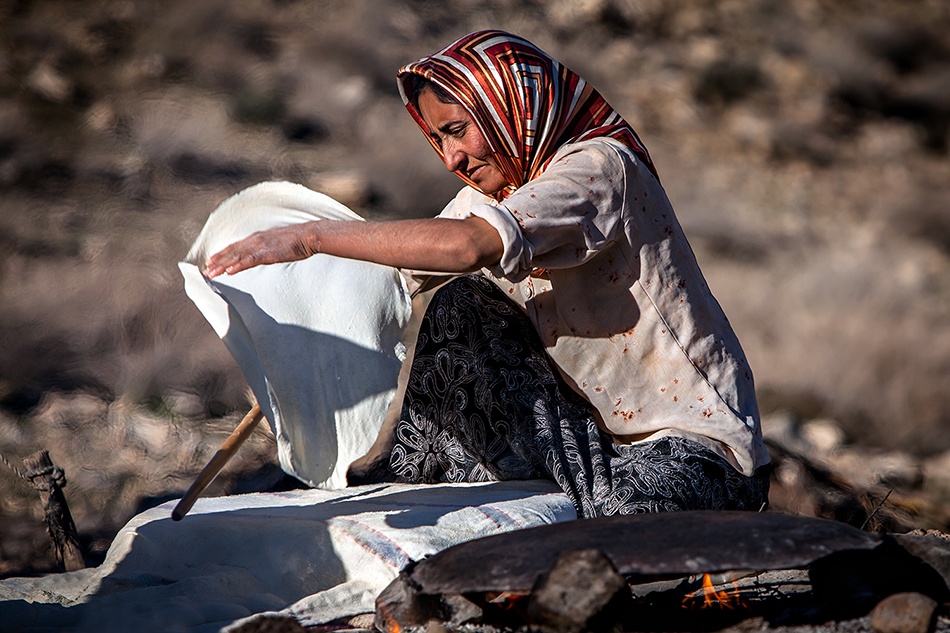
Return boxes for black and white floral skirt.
[388,275,769,518]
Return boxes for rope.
[0,451,28,481]
[0,451,68,490]
[28,464,67,491]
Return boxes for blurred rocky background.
[0,0,948,577]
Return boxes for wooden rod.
[172,403,264,521]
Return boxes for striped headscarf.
[397,30,657,200]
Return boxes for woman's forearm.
[203,216,503,278]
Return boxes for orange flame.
[681,573,743,610]
[486,590,529,609]
[376,602,400,633]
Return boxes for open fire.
[681,573,744,610]
[374,511,950,632]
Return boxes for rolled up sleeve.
[467,203,532,280]
[439,139,629,282]
[434,187,532,281]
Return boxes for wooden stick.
[23,450,85,571]
[172,403,264,521]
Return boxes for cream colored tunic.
[426,137,769,476]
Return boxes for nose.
[441,139,465,173]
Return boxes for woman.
[205,30,770,517]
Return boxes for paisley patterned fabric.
[389,276,769,518]
[397,29,658,200]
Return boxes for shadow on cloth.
[215,282,404,480]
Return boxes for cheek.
[468,132,493,161]
[479,141,502,170]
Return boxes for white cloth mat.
[0,482,576,631]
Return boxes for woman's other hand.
[204,222,320,278]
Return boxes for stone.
[227,614,307,633]
[345,613,376,629]
[870,592,937,633]
[375,571,441,632]
[27,62,73,103]
[440,593,483,625]
[892,534,950,598]
[526,548,628,632]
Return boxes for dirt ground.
[1,0,948,578]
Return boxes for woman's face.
[417,88,509,196]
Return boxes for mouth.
[466,165,486,180]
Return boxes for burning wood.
[375,511,950,632]
[681,573,745,610]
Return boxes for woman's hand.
[204,222,320,278]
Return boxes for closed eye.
[429,121,468,150]
[437,120,468,138]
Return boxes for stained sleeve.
[454,140,630,282]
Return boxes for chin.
[477,179,509,196]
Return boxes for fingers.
[204,239,259,278]
[201,225,315,278]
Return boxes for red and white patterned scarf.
[398,29,658,200]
